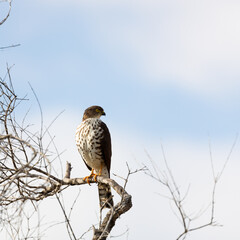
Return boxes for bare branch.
[0,0,12,26]
[145,139,236,240]
[55,193,77,240]
[0,44,21,50]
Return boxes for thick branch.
[63,162,132,240]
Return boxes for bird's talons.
[93,174,98,181]
[83,169,98,185]
[83,176,91,185]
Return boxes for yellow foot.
[83,169,97,185]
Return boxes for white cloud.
[45,0,240,98]
[12,0,240,99]
[112,1,240,97]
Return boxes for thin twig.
[0,0,12,25]
[55,194,77,240]
[0,44,21,50]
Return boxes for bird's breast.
[76,119,105,169]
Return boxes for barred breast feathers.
[76,119,103,143]
[75,118,107,172]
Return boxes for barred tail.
[98,183,113,209]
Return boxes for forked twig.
[145,139,237,240]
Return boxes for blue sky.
[1,0,240,141]
[1,0,240,239]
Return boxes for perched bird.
[75,106,113,209]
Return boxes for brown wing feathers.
[99,121,112,174]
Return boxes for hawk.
[75,105,113,209]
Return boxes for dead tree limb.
[63,162,132,240]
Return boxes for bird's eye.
[96,109,101,113]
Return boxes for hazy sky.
[1,0,240,239]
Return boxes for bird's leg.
[93,165,102,181]
[83,169,98,185]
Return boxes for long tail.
[98,183,113,209]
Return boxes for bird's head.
[82,105,106,121]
